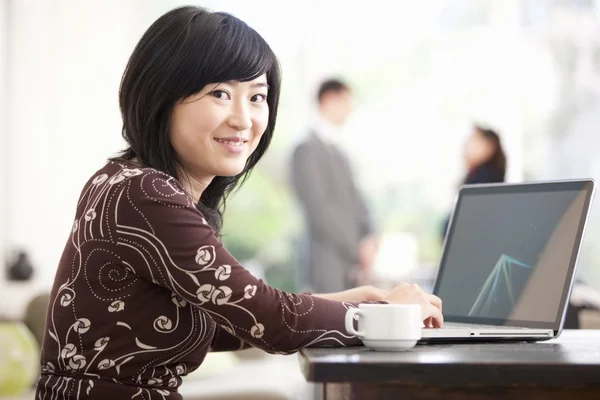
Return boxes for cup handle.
[345,308,365,338]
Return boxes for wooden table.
[299,329,600,399]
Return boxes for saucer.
[362,338,419,351]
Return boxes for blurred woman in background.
[462,124,506,185]
[441,124,507,240]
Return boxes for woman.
[441,124,507,240]
[36,7,443,399]
[463,124,506,185]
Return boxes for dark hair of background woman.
[468,124,507,182]
[111,6,282,235]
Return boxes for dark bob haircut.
[112,6,281,234]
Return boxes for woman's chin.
[216,165,246,177]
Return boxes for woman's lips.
[214,137,248,154]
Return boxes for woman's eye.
[211,90,230,100]
[251,94,267,103]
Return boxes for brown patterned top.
[36,162,377,399]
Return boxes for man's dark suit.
[291,132,373,293]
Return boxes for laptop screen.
[434,180,595,330]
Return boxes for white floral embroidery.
[215,264,231,281]
[94,337,110,350]
[195,246,214,266]
[250,323,265,339]
[171,294,187,308]
[72,220,78,233]
[86,379,94,395]
[60,343,77,359]
[122,168,143,178]
[108,300,125,312]
[97,359,116,370]
[85,209,97,221]
[211,286,232,305]
[154,316,173,331]
[196,284,214,303]
[73,318,91,334]
[68,354,87,370]
[41,362,55,373]
[147,378,162,385]
[92,173,108,185]
[175,364,186,375]
[108,174,125,185]
[244,284,257,299]
[60,291,74,307]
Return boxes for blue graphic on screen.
[468,254,532,317]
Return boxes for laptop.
[420,179,595,342]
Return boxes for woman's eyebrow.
[225,80,269,89]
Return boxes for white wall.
[2,0,149,317]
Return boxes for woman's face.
[464,129,495,168]
[170,74,270,180]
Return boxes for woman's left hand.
[313,285,389,303]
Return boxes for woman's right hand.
[384,283,443,328]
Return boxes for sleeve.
[115,170,377,354]
[291,144,360,263]
[210,324,252,352]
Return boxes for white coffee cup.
[345,303,422,351]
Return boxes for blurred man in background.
[291,79,378,293]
